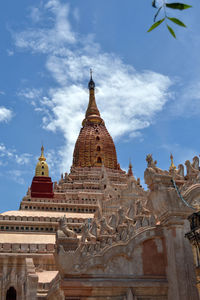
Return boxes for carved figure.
[88,220,98,242]
[59,216,77,238]
[185,160,199,177]
[80,223,89,243]
[146,154,168,175]
[146,154,157,168]
[108,214,117,231]
[99,217,115,235]
[136,201,150,216]
[177,164,184,177]
[192,156,199,170]
[126,203,135,220]
[117,207,134,227]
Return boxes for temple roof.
[1,210,94,219]
[0,233,55,244]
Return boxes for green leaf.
[167,24,176,38]
[147,18,165,32]
[154,7,162,22]
[167,17,186,27]
[166,3,192,10]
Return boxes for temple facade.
[0,75,199,300]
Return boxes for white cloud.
[18,88,43,106]
[170,80,200,117]
[7,170,25,185]
[30,7,41,23]
[7,49,14,56]
[15,1,75,54]
[73,7,80,23]
[0,143,32,165]
[18,88,42,100]
[0,107,13,122]
[14,0,172,173]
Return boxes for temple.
[0,75,200,300]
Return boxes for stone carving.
[136,201,150,216]
[144,154,187,192]
[56,200,156,262]
[145,154,168,176]
[59,216,77,238]
[117,207,134,227]
[99,217,115,235]
[177,164,184,177]
[146,154,157,168]
[108,214,117,231]
[185,159,199,177]
[192,156,199,170]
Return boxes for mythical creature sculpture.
[117,207,135,227]
[192,156,199,170]
[177,164,184,177]
[80,223,89,243]
[146,154,157,168]
[99,217,115,235]
[59,216,77,238]
[88,219,98,242]
[108,214,117,231]
[146,154,168,175]
[185,160,199,177]
[135,201,150,216]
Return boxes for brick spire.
[82,69,102,126]
[72,72,118,169]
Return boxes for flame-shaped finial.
[169,153,176,172]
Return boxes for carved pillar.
[25,258,38,300]
[164,220,198,300]
[146,184,199,300]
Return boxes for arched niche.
[6,286,17,300]
[97,157,102,163]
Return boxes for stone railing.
[0,215,86,224]
[0,243,55,253]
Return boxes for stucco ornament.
[55,200,157,275]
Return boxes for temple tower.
[73,73,118,169]
[31,146,54,198]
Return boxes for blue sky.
[0,0,200,212]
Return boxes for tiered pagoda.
[0,74,199,300]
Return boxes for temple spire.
[35,145,49,177]
[82,70,102,126]
[73,73,118,169]
[39,145,46,161]
[128,160,133,177]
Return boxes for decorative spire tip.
[88,68,95,90]
[169,153,176,171]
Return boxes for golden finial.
[169,153,176,172]
[39,145,46,161]
[35,145,49,177]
